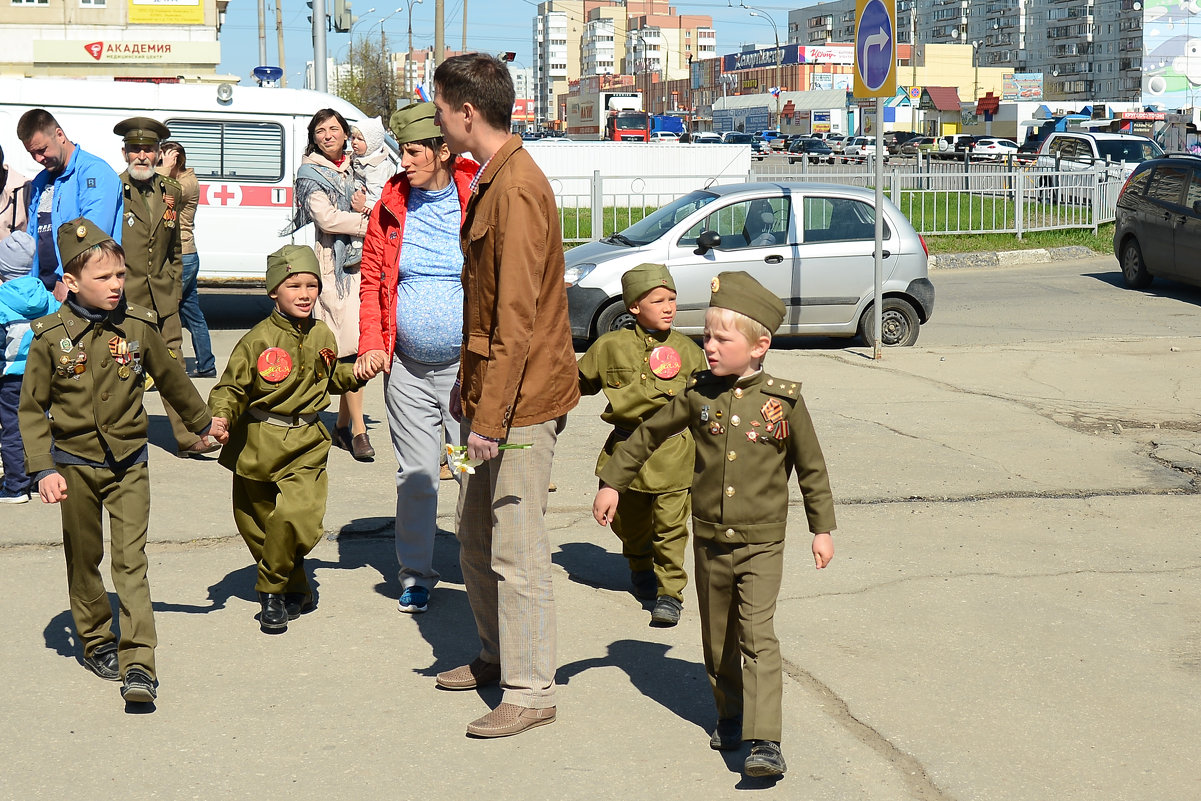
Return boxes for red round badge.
[257,347,293,383]
[648,346,681,379]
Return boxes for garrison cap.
[621,262,675,309]
[708,270,785,334]
[57,217,115,270]
[114,116,170,148]
[389,102,441,145]
[266,244,321,293]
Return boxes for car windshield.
[1096,139,1164,163]
[615,190,719,246]
[724,133,753,144]
[614,112,648,131]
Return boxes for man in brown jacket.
[432,53,580,738]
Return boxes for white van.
[0,77,392,285]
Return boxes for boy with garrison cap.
[208,245,368,634]
[19,217,215,706]
[577,262,705,626]
[593,271,837,779]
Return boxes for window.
[1186,168,1201,211]
[11,0,50,5]
[80,0,106,6]
[1146,165,1187,205]
[802,197,888,243]
[165,119,285,182]
[682,197,790,250]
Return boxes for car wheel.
[858,298,921,347]
[1120,238,1153,289]
[595,300,635,337]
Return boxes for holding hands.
[209,417,230,444]
[354,349,387,381]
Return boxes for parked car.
[882,130,920,155]
[935,134,975,158]
[841,136,885,163]
[721,131,754,144]
[787,137,836,164]
[564,182,934,346]
[971,137,1020,161]
[649,131,680,143]
[899,136,937,157]
[1112,154,1201,291]
[826,133,848,153]
[691,131,723,144]
[1036,132,1164,205]
[750,139,771,160]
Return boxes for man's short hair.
[17,109,61,144]
[434,53,514,133]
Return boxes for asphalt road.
[2,254,1199,800]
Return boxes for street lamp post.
[405,0,424,102]
[737,2,782,130]
[348,7,377,92]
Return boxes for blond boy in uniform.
[594,271,836,778]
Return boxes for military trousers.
[456,416,563,710]
[232,468,327,594]
[155,310,203,452]
[58,461,158,679]
[694,537,786,742]
[611,488,691,602]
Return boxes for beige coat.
[299,151,368,357]
[0,165,30,242]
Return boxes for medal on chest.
[759,398,790,443]
[258,347,293,383]
[648,346,681,379]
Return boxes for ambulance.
[0,77,393,285]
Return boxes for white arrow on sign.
[865,28,891,54]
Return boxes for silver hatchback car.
[565,182,934,346]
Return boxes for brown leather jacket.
[459,135,579,437]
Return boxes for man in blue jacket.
[17,109,122,301]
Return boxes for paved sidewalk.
[2,286,1199,800]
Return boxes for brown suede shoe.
[435,658,501,690]
[466,703,556,738]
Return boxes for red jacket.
[358,159,478,370]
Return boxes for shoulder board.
[761,374,801,402]
[688,370,722,388]
[159,175,182,190]
[30,312,65,337]
[124,303,159,325]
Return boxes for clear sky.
[215,0,799,88]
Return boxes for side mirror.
[695,229,721,255]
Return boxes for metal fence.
[551,159,1125,245]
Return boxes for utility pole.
[258,0,267,66]
[275,0,287,86]
[434,0,444,66]
[313,0,328,92]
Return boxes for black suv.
[882,130,919,155]
[1113,154,1201,290]
[787,138,835,164]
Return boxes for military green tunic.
[578,325,706,493]
[208,310,365,595]
[599,369,837,541]
[19,298,211,681]
[20,300,210,472]
[119,171,184,316]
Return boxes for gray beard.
[128,164,156,181]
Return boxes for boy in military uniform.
[208,245,367,634]
[593,271,836,779]
[113,116,216,458]
[19,217,216,705]
[577,262,705,627]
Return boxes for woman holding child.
[354,102,478,616]
[284,109,374,461]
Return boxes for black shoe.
[121,667,157,703]
[258,592,289,633]
[744,740,787,777]
[650,596,683,627]
[709,717,743,751]
[82,642,120,682]
[630,569,657,600]
[284,590,316,620]
[189,368,217,378]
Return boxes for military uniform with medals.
[18,218,212,689]
[577,264,706,606]
[113,116,199,453]
[599,271,836,746]
[207,246,366,624]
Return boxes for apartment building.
[790,0,1191,107]
[2,0,227,80]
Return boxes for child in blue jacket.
[0,231,59,502]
